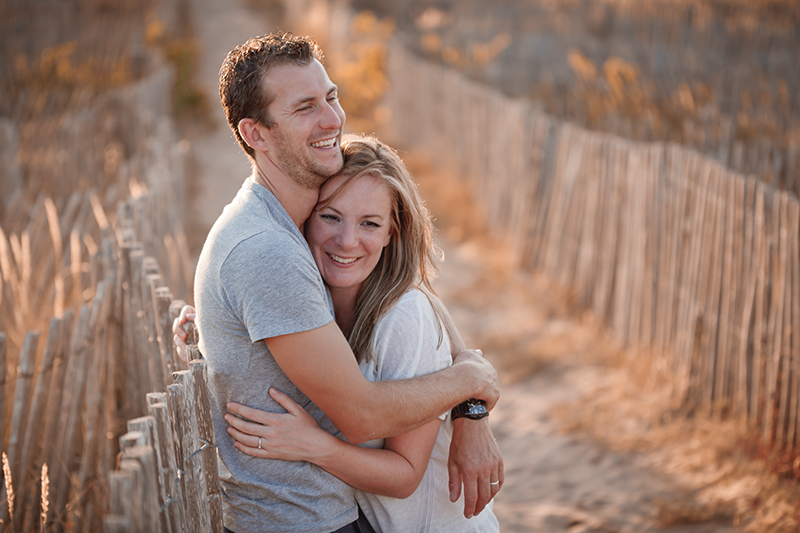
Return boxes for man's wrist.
[451,398,489,421]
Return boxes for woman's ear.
[239,118,271,153]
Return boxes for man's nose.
[320,101,344,130]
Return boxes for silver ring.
[258,437,262,450]
[490,480,500,486]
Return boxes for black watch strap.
[451,398,489,421]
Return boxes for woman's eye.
[320,214,339,222]
[363,221,380,229]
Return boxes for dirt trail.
[184,0,738,531]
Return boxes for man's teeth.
[329,254,357,264]
[312,138,336,148]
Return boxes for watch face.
[465,401,488,419]
[452,399,489,420]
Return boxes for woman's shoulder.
[383,289,434,317]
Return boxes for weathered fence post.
[147,392,187,533]
[191,359,224,532]
[170,371,213,533]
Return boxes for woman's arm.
[226,388,440,498]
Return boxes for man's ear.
[239,118,271,152]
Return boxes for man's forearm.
[266,322,498,444]
[349,359,491,443]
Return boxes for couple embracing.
[174,32,502,533]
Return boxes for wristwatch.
[451,398,489,421]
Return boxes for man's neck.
[250,157,320,230]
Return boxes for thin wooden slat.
[15,316,62,531]
[142,261,166,392]
[190,360,223,533]
[76,280,111,492]
[8,331,40,483]
[776,194,794,447]
[34,308,75,530]
[147,395,187,533]
[699,165,725,410]
[729,175,748,416]
[592,139,621,324]
[609,140,630,341]
[128,249,152,399]
[676,154,710,401]
[53,302,96,520]
[750,181,767,425]
[119,241,144,421]
[108,468,137,531]
[127,416,172,533]
[575,137,601,307]
[117,459,147,532]
[154,287,180,383]
[170,372,212,533]
[763,192,787,443]
[714,170,737,412]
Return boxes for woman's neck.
[329,287,359,338]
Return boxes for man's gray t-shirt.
[195,178,357,533]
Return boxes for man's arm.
[264,320,498,444]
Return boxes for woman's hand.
[225,388,334,463]
[172,305,196,361]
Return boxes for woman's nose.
[335,224,358,249]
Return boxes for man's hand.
[453,349,500,410]
[448,416,504,518]
[172,305,196,362]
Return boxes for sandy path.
[184,1,737,531]
[431,238,736,532]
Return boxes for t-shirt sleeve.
[220,231,333,342]
[370,291,452,383]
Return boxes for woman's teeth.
[329,253,357,264]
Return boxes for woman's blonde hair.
[318,134,445,363]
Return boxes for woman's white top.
[356,290,500,533]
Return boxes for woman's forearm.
[311,435,426,499]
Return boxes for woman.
[178,134,500,532]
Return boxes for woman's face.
[306,173,393,296]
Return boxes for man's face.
[262,59,346,190]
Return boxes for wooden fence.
[381,41,800,452]
[0,193,222,532]
[0,50,209,531]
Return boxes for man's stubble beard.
[270,128,343,191]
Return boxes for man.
[188,32,502,533]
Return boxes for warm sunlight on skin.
[306,174,393,304]
[260,59,346,188]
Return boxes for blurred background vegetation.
[329,0,800,196]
